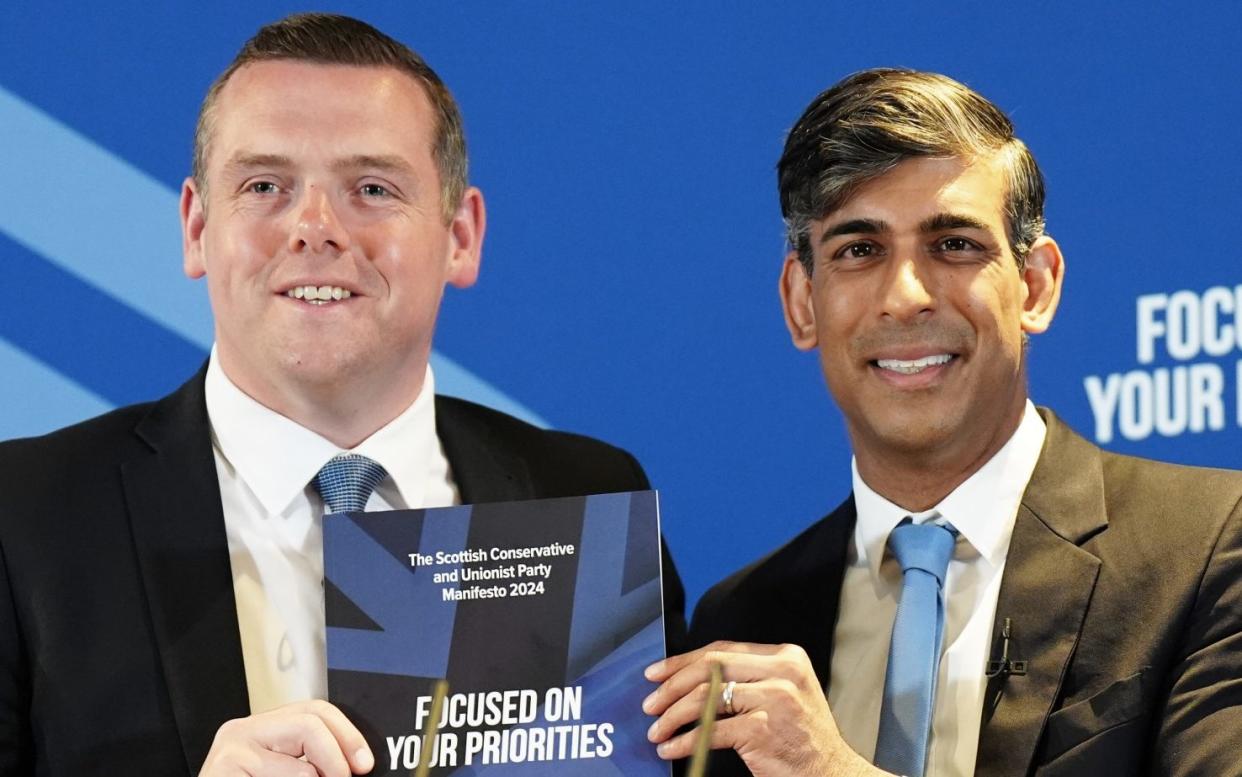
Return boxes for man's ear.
[779,252,818,351]
[181,177,207,279]
[445,186,485,289]
[1019,235,1064,335]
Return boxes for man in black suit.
[0,14,682,777]
[643,69,1242,776]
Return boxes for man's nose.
[289,185,350,254]
[881,254,935,322]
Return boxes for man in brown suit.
[643,69,1242,776]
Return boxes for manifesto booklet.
[323,490,670,776]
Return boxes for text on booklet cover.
[324,490,669,776]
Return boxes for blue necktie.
[874,520,957,777]
[312,454,388,514]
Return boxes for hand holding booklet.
[324,490,670,776]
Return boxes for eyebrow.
[221,153,293,175]
[330,154,415,176]
[818,218,889,243]
[919,212,992,233]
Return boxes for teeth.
[284,285,352,302]
[876,354,952,374]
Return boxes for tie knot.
[313,454,388,514]
[887,521,957,586]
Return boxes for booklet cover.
[323,490,669,776]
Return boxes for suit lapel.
[802,500,857,689]
[435,396,535,504]
[122,370,249,775]
[762,499,856,690]
[975,410,1107,776]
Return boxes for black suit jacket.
[0,370,685,776]
[689,410,1242,776]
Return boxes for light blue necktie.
[312,453,388,514]
[874,520,957,777]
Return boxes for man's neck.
[273,387,422,449]
[217,356,427,450]
[852,406,1027,513]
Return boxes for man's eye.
[248,181,279,195]
[360,183,390,197]
[836,241,878,259]
[938,237,977,252]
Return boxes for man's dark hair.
[193,12,467,221]
[778,68,1045,274]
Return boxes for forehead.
[206,60,436,171]
[823,155,1008,229]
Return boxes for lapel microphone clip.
[985,617,1028,679]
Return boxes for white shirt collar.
[205,347,439,516]
[851,400,1047,585]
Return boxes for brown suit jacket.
[688,409,1242,775]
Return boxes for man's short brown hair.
[192,12,467,221]
[778,68,1045,274]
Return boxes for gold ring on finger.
[721,680,736,716]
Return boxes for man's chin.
[852,409,963,459]
[877,425,956,456]
[271,346,427,400]
[276,356,368,390]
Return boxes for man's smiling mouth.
[284,285,353,305]
[873,354,955,374]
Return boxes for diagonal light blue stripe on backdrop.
[0,85,547,427]
[429,352,548,426]
[0,86,213,349]
[0,337,111,441]
[0,232,207,407]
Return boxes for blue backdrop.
[3,2,1240,608]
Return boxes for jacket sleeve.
[0,536,33,776]
[1154,490,1242,775]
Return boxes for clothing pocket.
[1040,667,1152,762]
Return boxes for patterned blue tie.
[874,520,957,777]
[312,454,388,514]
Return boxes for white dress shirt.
[828,401,1046,776]
[204,350,458,714]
